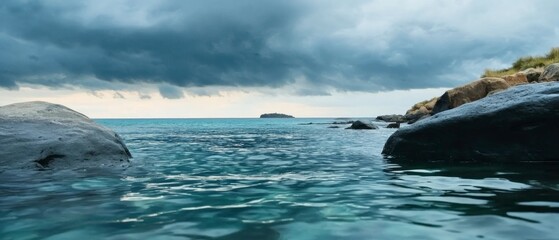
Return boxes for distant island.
[259,113,294,118]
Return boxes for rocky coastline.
[2,62,558,170]
[381,62,559,162]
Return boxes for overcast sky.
[0,0,558,117]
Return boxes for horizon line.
[93,116,376,120]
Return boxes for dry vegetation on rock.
[483,47,559,78]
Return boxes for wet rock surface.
[346,120,378,130]
[383,82,559,162]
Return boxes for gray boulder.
[538,63,559,82]
[376,114,406,123]
[382,82,559,162]
[522,68,543,83]
[0,101,132,170]
[346,120,378,130]
[386,123,400,129]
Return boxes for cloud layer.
[1,0,558,94]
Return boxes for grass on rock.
[483,47,559,77]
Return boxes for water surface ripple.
[1,118,558,239]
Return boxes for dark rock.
[346,120,378,130]
[382,82,559,162]
[405,112,431,124]
[376,114,406,123]
[538,63,559,82]
[412,114,431,124]
[332,120,355,124]
[521,68,543,83]
[260,113,294,118]
[431,92,450,114]
[386,123,400,128]
[328,126,340,128]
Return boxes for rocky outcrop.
[382,82,559,162]
[432,77,509,114]
[405,111,431,124]
[522,68,544,83]
[0,101,132,170]
[346,120,378,130]
[260,113,294,118]
[502,72,528,86]
[501,68,543,86]
[404,97,438,123]
[376,114,406,123]
[538,63,559,82]
[386,123,400,129]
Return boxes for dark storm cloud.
[0,0,558,93]
[158,85,184,99]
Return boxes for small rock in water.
[332,120,355,124]
[346,120,378,130]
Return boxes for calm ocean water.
[1,118,558,239]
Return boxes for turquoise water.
[1,118,558,239]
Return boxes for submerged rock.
[346,120,378,130]
[0,101,132,170]
[382,82,559,162]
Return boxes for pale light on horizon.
[0,86,448,118]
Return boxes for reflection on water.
[381,161,559,239]
[1,119,558,239]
